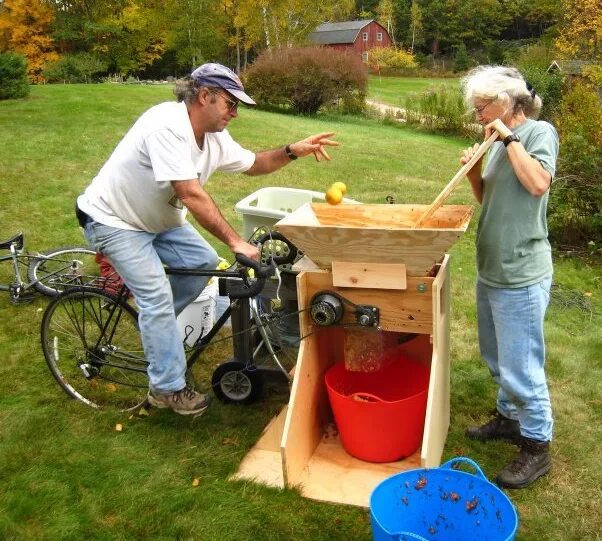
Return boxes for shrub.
[0,52,29,100]
[548,80,602,248]
[513,43,564,121]
[404,85,478,137]
[368,47,418,73]
[244,47,367,115]
[43,53,108,84]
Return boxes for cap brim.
[228,88,256,106]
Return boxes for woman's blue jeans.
[476,277,554,442]
[84,221,218,393]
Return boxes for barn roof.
[547,60,600,75]
[307,20,377,45]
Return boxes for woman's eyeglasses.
[474,101,493,114]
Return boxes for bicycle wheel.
[41,287,148,410]
[28,246,98,297]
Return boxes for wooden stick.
[413,132,499,228]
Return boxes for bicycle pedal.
[10,293,36,304]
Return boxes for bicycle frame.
[0,245,29,292]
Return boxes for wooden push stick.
[413,132,499,228]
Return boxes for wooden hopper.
[275,203,474,276]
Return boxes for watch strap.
[503,133,520,147]
[285,144,298,160]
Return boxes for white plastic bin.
[235,187,359,240]
[177,280,218,346]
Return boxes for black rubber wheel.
[28,246,97,297]
[41,287,148,411]
[211,360,263,404]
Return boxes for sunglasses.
[211,91,239,113]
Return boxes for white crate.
[235,187,359,240]
[177,280,218,346]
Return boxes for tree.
[555,0,602,60]
[0,51,29,99]
[0,0,59,82]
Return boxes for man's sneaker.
[147,386,211,416]
[466,410,521,443]
[496,436,552,489]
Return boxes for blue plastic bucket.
[370,457,518,541]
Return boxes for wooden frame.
[233,257,451,507]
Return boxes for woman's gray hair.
[174,77,200,104]
[461,65,542,119]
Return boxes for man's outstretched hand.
[289,132,339,162]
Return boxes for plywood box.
[234,257,451,508]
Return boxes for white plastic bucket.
[177,281,218,346]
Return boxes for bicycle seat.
[0,232,24,250]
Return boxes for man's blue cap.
[191,63,256,105]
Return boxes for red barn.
[307,20,392,61]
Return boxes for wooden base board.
[233,415,421,508]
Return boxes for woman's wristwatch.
[503,133,521,147]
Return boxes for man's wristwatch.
[285,144,298,160]
[503,133,520,147]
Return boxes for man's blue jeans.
[476,277,554,442]
[84,221,218,393]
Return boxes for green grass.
[368,75,460,108]
[1,84,601,540]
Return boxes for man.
[76,63,338,416]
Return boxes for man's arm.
[171,179,258,259]
[245,132,339,176]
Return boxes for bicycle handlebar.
[226,253,276,299]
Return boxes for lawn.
[368,75,460,108]
[0,84,601,541]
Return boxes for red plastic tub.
[325,349,430,463]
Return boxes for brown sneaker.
[148,386,211,416]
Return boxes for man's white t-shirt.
[78,101,256,233]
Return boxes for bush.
[244,47,368,115]
[404,85,478,137]
[513,43,564,121]
[548,81,602,248]
[0,52,29,100]
[43,53,108,84]
[368,47,418,73]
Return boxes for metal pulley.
[309,292,344,326]
[309,290,380,328]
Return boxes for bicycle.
[40,233,300,411]
[0,231,98,304]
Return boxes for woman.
[460,66,559,489]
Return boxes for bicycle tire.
[41,287,148,411]
[28,246,98,297]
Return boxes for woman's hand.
[485,118,512,141]
[461,143,481,166]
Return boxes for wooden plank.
[332,261,407,290]
[298,270,434,334]
[413,133,498,228]
[295,425,422,507]
[421,256,451,467]
[232,406,288,488]
[281,274,345,486]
